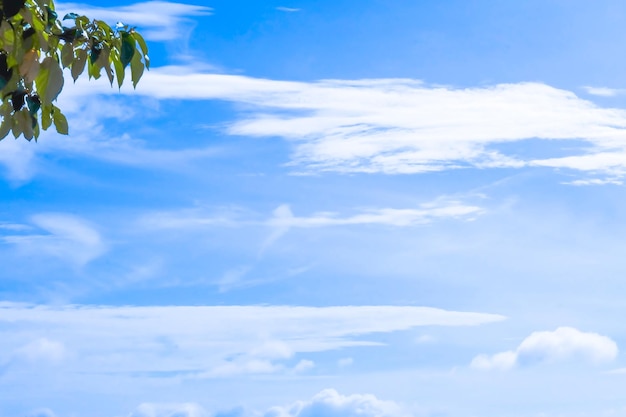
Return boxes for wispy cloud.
[57,1,212,41]
[11,68,626,183]
[76,69,626,181]
[471,327,618,371]
[261,201,482,252]
[0,303,504,378]
[267,202,482,228]
[582,86,626,97]
[130,403,208,417]
[2,213,106,267]
[276,7,301,12]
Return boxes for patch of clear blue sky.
[98,0,626,88]
[174,0,626,87]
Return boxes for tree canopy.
[0,0,149,141]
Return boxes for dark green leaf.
[22,26,35,39]
[26,94,40,116]
[63,12,79,20]
[3,0,26,18]
[11,90,26,111]
[46,6,58,22]
[57,27,77,42]
[90,42,102,65]
[121,32,134,68]
[0,54,13,90]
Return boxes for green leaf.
[61,41,73,68]
[63,13,79,20]
[71,48,87,81]
[19,49,39,83]
[130,47,144,88]
[112,52,124,88]
[36,57,64,105]
[33,121,40,140]
[19,109,34,140]
[52,106,68,134]
[131,31,149,57]
[11,116,22,138]
[0,116,11,140]
[34,64,50,103]
[121,32,134,68]
[41,104,52,130]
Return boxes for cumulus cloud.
[471,327,619,371]
[0,303,504,378]
[265,389,410,417]
[2,213,106,266]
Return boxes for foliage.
[0,0,149,140]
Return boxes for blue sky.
[3,1,626,416]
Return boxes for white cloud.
[88,69,626,180]
[582,86,624,97]
[267,202,482,228]
[260,201,482,252]
[139,207,240,230]
[27,409,57,417]
[12,68,626,183]
[337,357,353,367]
[264,389,410,417]
[276,7,301,12]
[2,213,106,266]
[293,359,315,373]
[0,222,31,231]
[15,68,626,183]
[130,402,208,417]
[564,177,623,186]
[57,1,212,41]
[414,335,435,344]
[0,137,37,182]
[13,338,66,364]
[0,303,504,378]
[471,327,619,371]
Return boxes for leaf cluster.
[0,0,149,140]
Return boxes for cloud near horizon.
[0,303,504,378]
[471,327,619,371]
[265,389,411,417]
